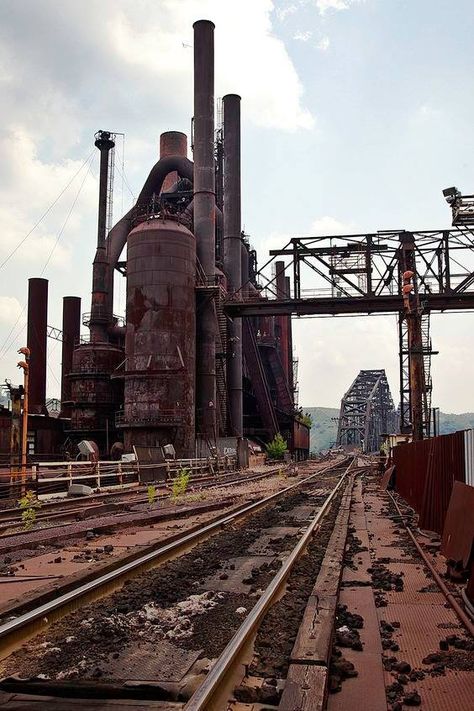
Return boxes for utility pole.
[17,347,30,497]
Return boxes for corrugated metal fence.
[393,429,473,534]
[465,429,474,487]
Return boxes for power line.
[41,152,96,277]
[0,149,95,272]
[0,151,97,362]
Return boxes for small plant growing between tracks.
[172,467,190,501]
[266,433,288,460]
[18,490,41,530]
[147,484,157,507]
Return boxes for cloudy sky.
[0,0,473,412]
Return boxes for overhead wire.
[40,151,96,277]
[0,149,95,272]
[0,150,97,365]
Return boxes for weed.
[266,433,288,460]
[18,490,41,530]
[172,467,191,501]
[147,484,157,506]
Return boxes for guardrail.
[0,455,238,500]
[32,455,237,498]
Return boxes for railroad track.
[0,466,288,538]
[0,456,359,710]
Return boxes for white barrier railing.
[33,455,237,498]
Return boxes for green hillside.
[303,406,474,453]
[303,406,339,453]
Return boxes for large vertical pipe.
[223,94,243,437]
[27,277,48,415]
[60,296,81,417]
[240,238,249,299]
[160,131,188,193]
[193,20,217,442]
[90,131,115,342]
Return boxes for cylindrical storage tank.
[159,131,188,194]
[68,343,124,432]
[124,217,196,456]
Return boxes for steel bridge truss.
[225,228,474,439]
[336,369,397,453]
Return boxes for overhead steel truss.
[225,227,474,439]
[227,229,474,316]
[336,369,397,453]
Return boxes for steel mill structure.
[1,20,309,464]
[336,369,397,453]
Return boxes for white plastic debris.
[337,625,350,633]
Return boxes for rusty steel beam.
[399,232,425,441]
[225,291,474,317]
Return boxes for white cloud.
[0,127,97,272]
[276,4,298,21]
[294,314,399,408]
[294,30,313,42]
[0,297,24,327]
[310,216,356,235]
[109,0,314,131]
[315,0,363,15]
[317,36,331,51]
[316,0,349,13]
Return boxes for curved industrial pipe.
[101,155,195,327]
[105,155,194,267]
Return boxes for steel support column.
[399,232,424,442]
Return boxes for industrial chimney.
[27,277,48,415]
[193,20,217,444]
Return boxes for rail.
[0,457,350,662]
[185,456,356,710]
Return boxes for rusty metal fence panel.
[393,439,429,513]
[393,430,466,534]
[464,429,474,487]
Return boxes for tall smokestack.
[60,296,81,417]
[193,20,217,442]
[90,130,115,342]
[160,131,188,193]
[27,277,48,415]
[223,94,243,437]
